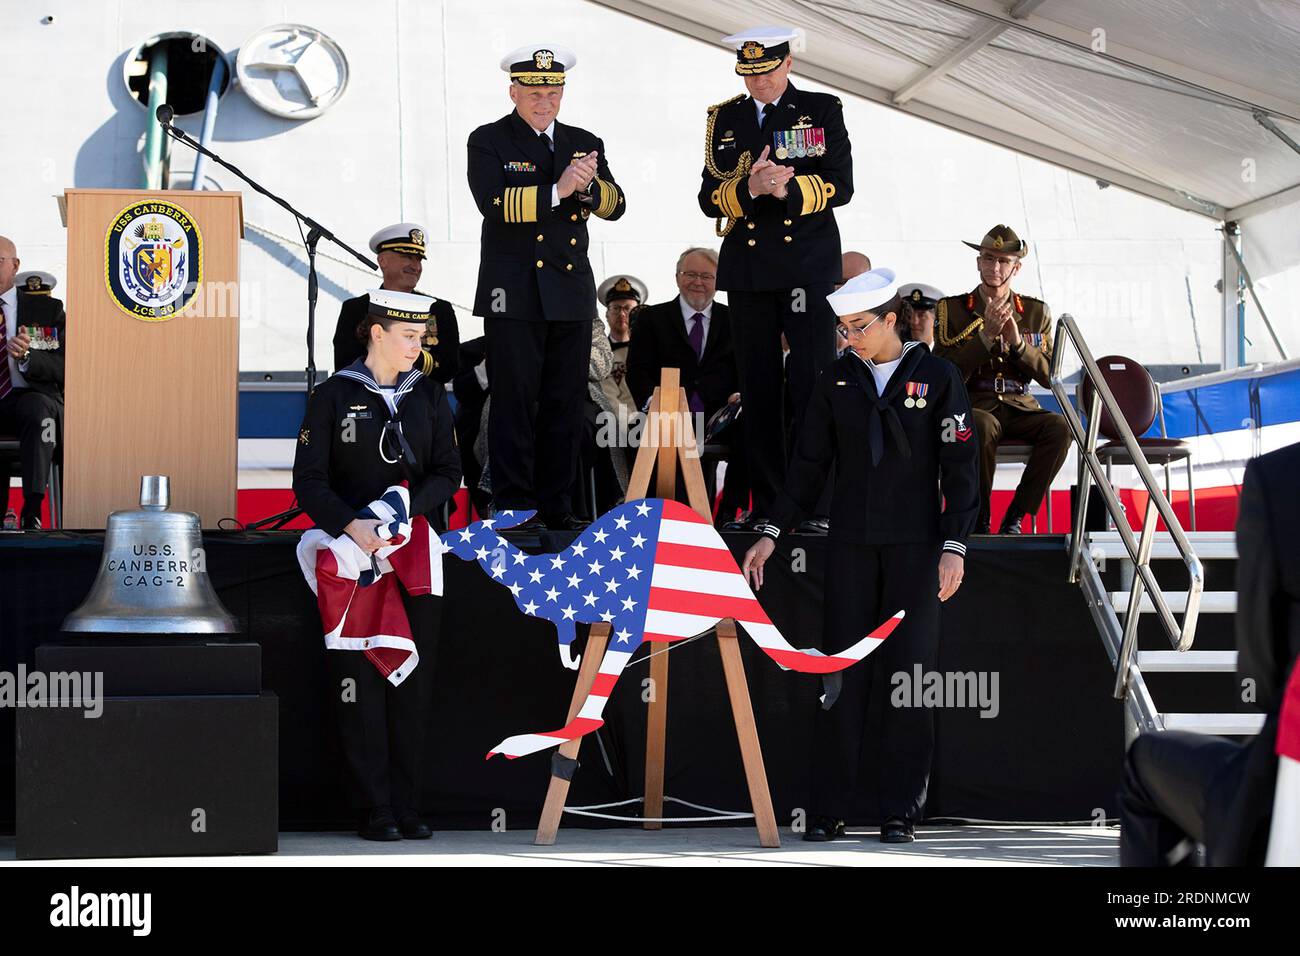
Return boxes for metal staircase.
[1050,316,1262,743]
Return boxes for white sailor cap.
[597,274,648,306]
[826,268,899,317]
[501,45,576,85]
[721,26,799,74]
[16,270,57,294]
[369,223,426,258]
[899,282,944,310]
[366,288,436,323]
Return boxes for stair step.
[1086,531,1236,560]
[1161,713,1265,735]
[1109,590,1236,613]
[1135,650,1237,672]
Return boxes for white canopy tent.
[594,0,1300,366]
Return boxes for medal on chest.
[903,381,928,409]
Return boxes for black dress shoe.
[796,517,830,535]
[803,815,846,842]
[975,517,991,535]
[359,807,401,842]
[545,513,587,532]
[397,810,432,840]
[998,510,1025,535]
[721,510,751,531]
[501,514,546,534]
[880,817,915,843]
[19,514,42,531]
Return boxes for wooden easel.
[534,368,781,848]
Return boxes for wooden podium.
[62,189,243,528]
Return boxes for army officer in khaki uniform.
[933,225,1071,534]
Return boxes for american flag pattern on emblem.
[442,498,903,759]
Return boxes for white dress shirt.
[534,120,563,208]
[0,286,30,389]
[753,95,781,126]
[678,296,713,352]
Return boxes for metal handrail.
[1049,315,1204,701]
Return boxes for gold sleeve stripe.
[713,177,745,219]
[502,186,539,223]
[594,178,619,218]
[795,175,836,215]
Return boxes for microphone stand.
[154,108,376,530]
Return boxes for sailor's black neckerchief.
[335,358,425,469]
[845,340,925,466]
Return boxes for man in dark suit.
[0,237,64,530]
[331,223,459,383]
[626,248,746,523]
[467,44,626,531]
[1119,440,1300,865]
[626,248,738,417]
[698,26,853,533]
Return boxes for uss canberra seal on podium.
[105,199,204,321]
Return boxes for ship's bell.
[62,476,239,634]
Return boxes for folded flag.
[296,485,444,686]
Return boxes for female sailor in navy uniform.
[742,269,980,843]
[293,290,461,841]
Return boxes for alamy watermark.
[0,666,103,718]
[595,407,709,457]
[891,665,1000,718]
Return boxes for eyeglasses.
[835,315,881,341]
[978,254,1018,268]
[677,271,716,282]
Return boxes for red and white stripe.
[649,501,902,674]
[487,648,633,759]
[1266,663,1300,866]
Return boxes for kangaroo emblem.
[442,499,902,759]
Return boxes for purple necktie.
[688,313,705,360]
[686,314,706,413]
[0,301,11,401]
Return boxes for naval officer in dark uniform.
[294,289,461,842]
[699,26,853,533]
[933,225,1071,534]
[332,223,460,383]
[467,44,626,531]
[742,269,980,844]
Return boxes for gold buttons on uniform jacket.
[569,238,577,246]
[565,263,573,271]
[536,260,544,268]
[536,234,544,241]
[746,222,756,230]
[570,214,578,222]
[783,219,792,226]
[747,239,756,247]
[783,236,792,243]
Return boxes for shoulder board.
[707,93,746,114]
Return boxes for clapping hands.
[558,150,600,199]
[746,145,794,199]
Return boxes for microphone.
[155,104,175,126]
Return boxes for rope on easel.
[562,795,756,823]
[624,631,710,667]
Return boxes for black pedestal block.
[16,693,278,859]
[36,642,261,696]
[16,641,277,860]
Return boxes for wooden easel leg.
[715,620,781,848]
[643,643,669,828]
[534,624,611,846]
